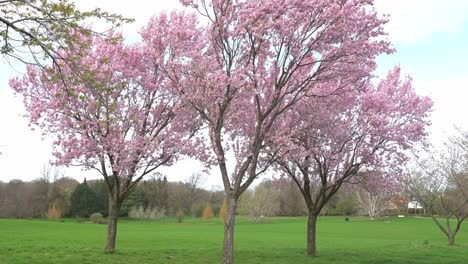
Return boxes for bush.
[47,207,63,221]
[336,198,356,216]
[203,203,213,221]
[176,208,184,223]
[250,215,273,224]
[128,206,143,219]
[90,212,104,224]
[128,206,166,220]
[97,218,108,224]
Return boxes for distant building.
[407,201,423,209]
[408,200,425,215]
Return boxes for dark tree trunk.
[223,197,237,264]
[105,198,119,253]
[307,211,318,257]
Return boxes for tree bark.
[105,198,119,254]
[223,197,237,264]
[448,234,455,246]
[307,211,318,257]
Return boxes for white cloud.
[375,0,468,45]
[412,77,468,147]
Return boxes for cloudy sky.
[0,0,467,187]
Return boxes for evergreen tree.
[70,179,99,217]
[89,180,109,216]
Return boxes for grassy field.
[0,216,467,264]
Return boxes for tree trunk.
[448,234,455,246]
[307,211,318,257]
[105,199,119,253]
[430,216,457,247]
[223,197,237,264]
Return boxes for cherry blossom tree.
[273,66,432,256]
[177,0,392,263]
[10,21,198,253]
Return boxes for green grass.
[0,216,467,263]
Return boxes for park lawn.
[0,216,467,264]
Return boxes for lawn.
[0,216,467,263]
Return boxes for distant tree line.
[0,171,228,219]
[0,169,415,220]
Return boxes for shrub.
[250,215,274,224]
[90,212,104,224]
[203,203,213,221]
[336,198,356,216]
[47,207,63,221]
[128,206,166,220]
[128,206,144,219]
[97,218,108,224]
[176,208,184,223]
[147,207,166,220]
[219,199,227,221]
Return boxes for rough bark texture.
[105,199,119,253]
[223,198,237,264]
[307,211,318,256]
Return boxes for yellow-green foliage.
[47,207,63,220]
[203,203,213,221]
[219,199,227,221]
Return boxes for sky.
[0,0,467,187]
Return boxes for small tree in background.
[176,208,185,223]
[408,129,468,246]
[43,166,77,217]
[219,199,227,221]
[244,182,280,222]
[47,206,63,221]
[356,188,389,219]
[186,173,206,217]
[356,174,400,219]
[203,203,213,221]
